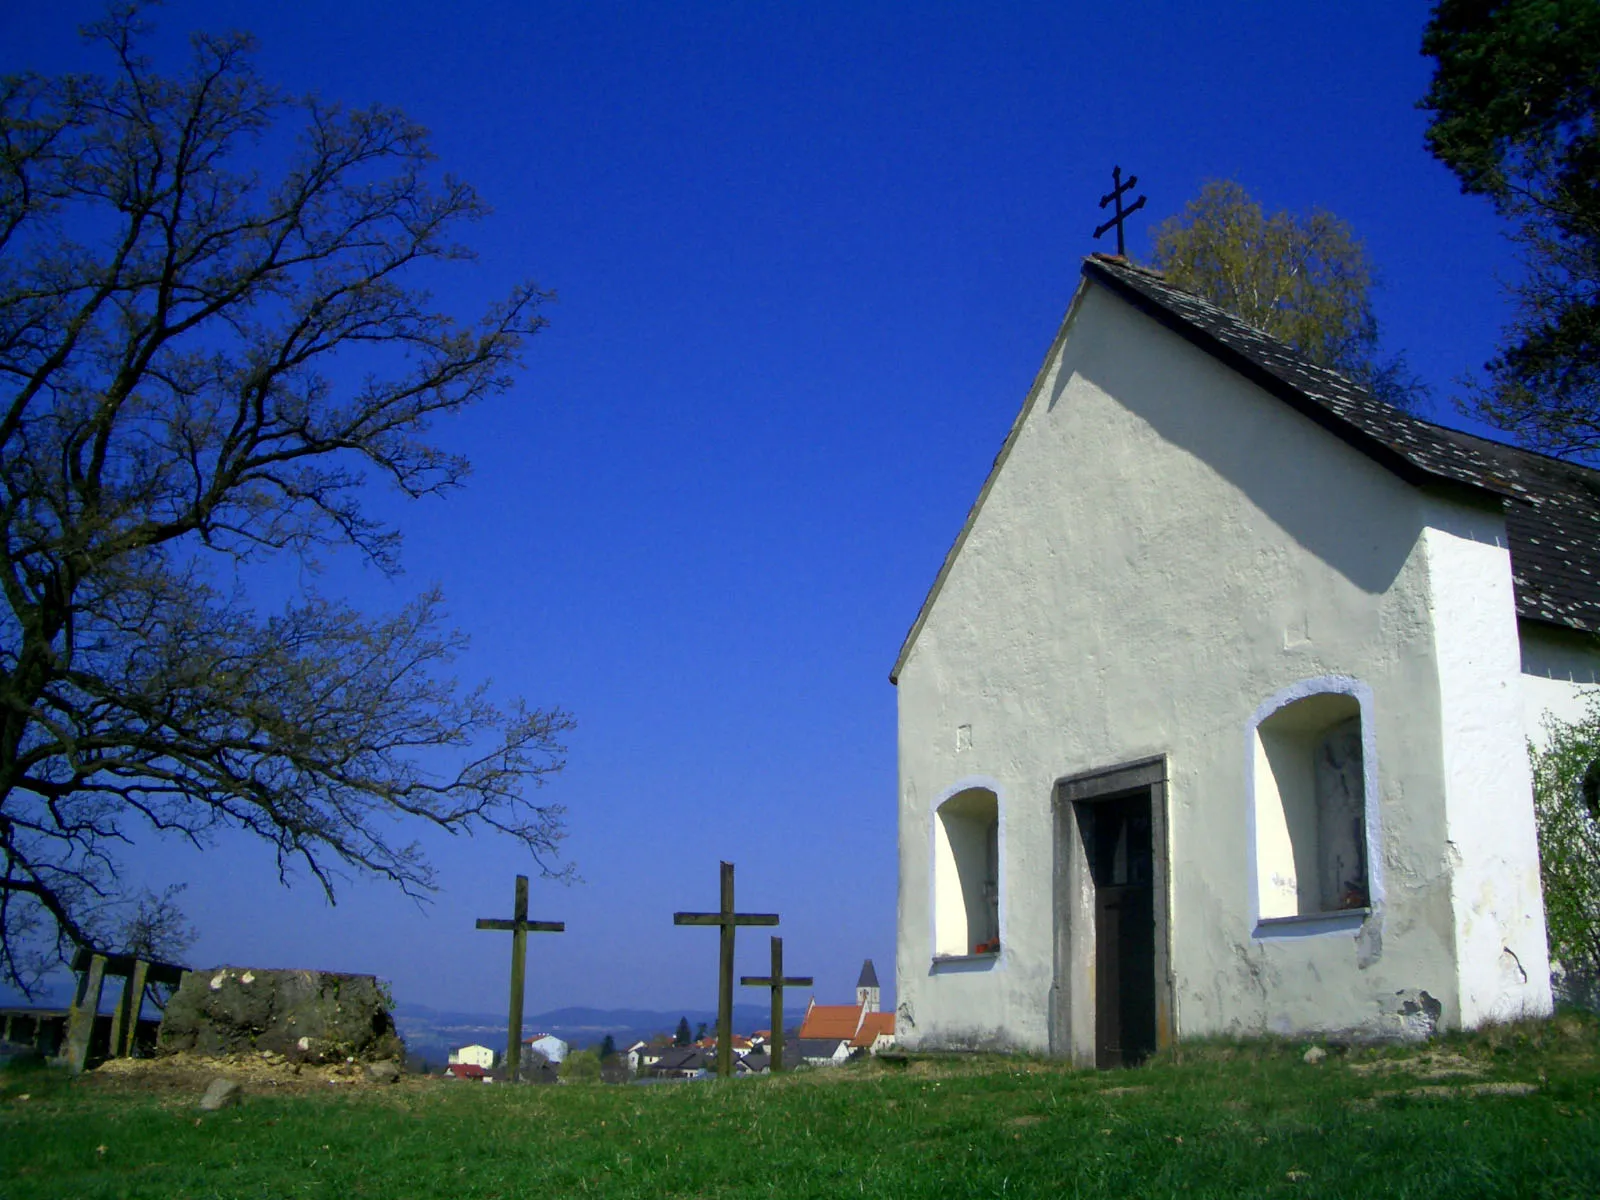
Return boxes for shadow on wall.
[1052,299,1426,601]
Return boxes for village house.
[517,1050,561,1085]
[793,1037,853,1067]
[894,255,1590,1067]
[446,1043,496,1071]
[647,1045,711,1079]
[795,960,898,1063]
[623,1039,654,1073]
[522,1033,569,1064]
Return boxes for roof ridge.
[1087,251,1167,281]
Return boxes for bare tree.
[0,5,572,990]
[114,884,196,964]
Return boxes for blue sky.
[1,2,1521,1019]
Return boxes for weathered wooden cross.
[1093,164,1147,257]
[475,874,563,1083]
[740,935,811,1074]
[674,861,778,1078]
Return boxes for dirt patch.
[1101,1085,1149,1096]
[85,1051,429,1097]
[1346,1050,1482,1079]
[1392,1081,1539,1100]
[1007,1114,1046,1127]
[900,1055,1066,1080]
[1348,1081,1540,1109]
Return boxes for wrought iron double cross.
[1093,165,1147,257]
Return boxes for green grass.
[3,1020,1598,1199]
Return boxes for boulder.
[199,1078,242,1111]
[365,1058,402,1085]
[159,967,405,1064]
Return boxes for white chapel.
[892,255,1598,1066]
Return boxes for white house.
[447,1043,496,1070]
[624,1040,652,1073]
[524,1033,569,1064]
[893,255,1595,1067]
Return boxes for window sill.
[930,951,1000,974]
[1254,908,1371,939]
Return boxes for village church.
[893,255,1600,1067]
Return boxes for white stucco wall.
[1520,621,1600,750]
[894,281,1551,1054]
[1421,512,1553,1024]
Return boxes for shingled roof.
[1081,255,1600,636]
[1438,428,1600,633]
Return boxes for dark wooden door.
[1088,793,1156,1068]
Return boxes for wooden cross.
[740,935,811,1074]
[674,861,778,1078]
[475,874,563,1083]
[1093,165,1147,257]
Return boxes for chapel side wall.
[895,285,1472,1053]
[1520,620,1600,750]
[1425,512,1554,1023]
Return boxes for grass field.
[3,1019,1598,1199]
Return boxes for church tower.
[855,959,880,1013]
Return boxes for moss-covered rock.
[158,967,403,1063]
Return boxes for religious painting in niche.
[933,787,1000,956]
[1253,692,1369,921]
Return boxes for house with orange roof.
[796,1003,863,1042]
[851,1011,897,1055]
[794,959,896,1063]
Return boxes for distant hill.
[392,1002,809,1066]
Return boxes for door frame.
[1050,755,1175,1066]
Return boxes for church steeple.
[855,959,880,1013]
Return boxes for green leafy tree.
[598,1033,616,1060]
[558,1047,601,1083]
[673,1017,691,1046]
[1422,1,1600,458]
[1148,180,1425,410]
[0,4,571,991]
[1530,702,1600,1010]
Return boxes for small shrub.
[1531,706,1600,1009]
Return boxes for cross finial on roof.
[1093,165,1147,258]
